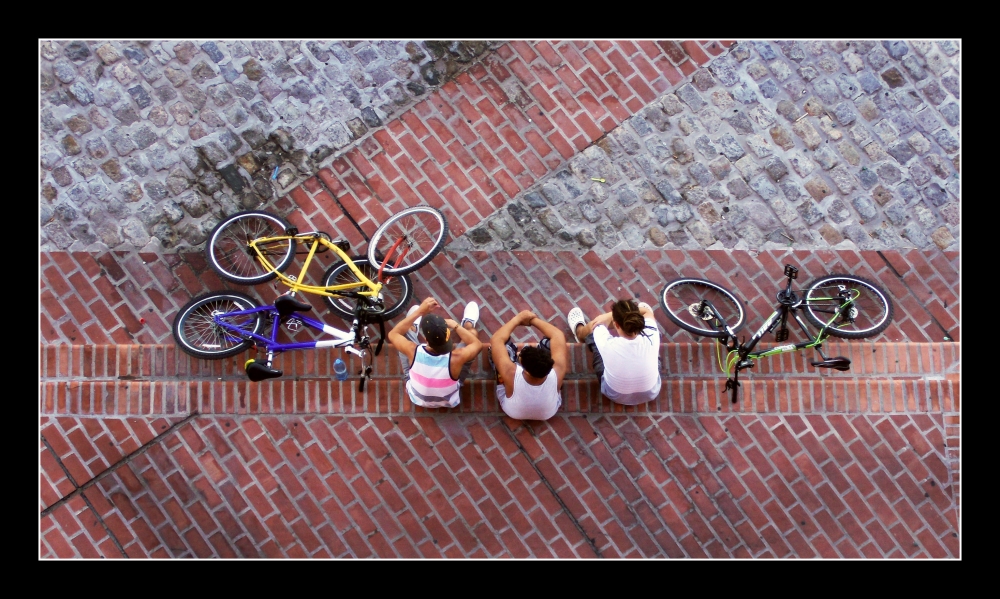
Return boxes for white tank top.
[496,364,561,420]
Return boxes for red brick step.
[41,342,959,416]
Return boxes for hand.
[517,310,536,326]
[417,297,439,315]
[444,318,460,329]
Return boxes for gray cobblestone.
[934,129,959,153]
[596,223,620,248]
[884,202,909,226]
[842,223,874,249]
[857,167,879,190]
[902,222,930,247]
[41,39,960,255]
[40,39,500,252]
[687,220,715,247]
[851,195,879,222]
[576,228,596,247]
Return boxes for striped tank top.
[405,345,461,408]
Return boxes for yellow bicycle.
[204,206,448,321]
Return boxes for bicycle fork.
[341,344,372,391]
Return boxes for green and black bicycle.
[660,264,894,403]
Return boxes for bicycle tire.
[321,257,414,321]
[206,211,297,285]
[173,292,263,359]
[803,274,893,339]
[660,278,746,338]
[366,206,448,275]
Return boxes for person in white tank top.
[489,310,568,421]
[567,299,661,406]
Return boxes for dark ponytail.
[612,299,654,339]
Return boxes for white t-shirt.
[593,316,661,405]
[495,364,561,420]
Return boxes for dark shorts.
[582,332,605,378]
[489,338,552,384]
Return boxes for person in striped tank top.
[388,297,483,409]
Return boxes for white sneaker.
[461,302,479,328]
[406,305,421,334]
[637,301,651,312]
[567,307,586,340]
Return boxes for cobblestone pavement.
[39,40,961,559]
[40,39,960,255]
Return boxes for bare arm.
[589,312,614,331]
[575,311,613,340]
[530,316,568,385]
[447,318,484,377]
[638,302,654,319]
[491,311,535,397]
[387,297,438,364]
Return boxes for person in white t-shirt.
[489,310,568,421]
[566,299,661,405]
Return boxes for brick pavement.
[40,409,958,558]
[40,40,961,559]
[39,243,962,558]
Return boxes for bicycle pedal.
[774,328,789,342]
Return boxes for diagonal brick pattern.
[40,39,960,559]
[39,247,959,347]
[39,214,961,563]
[271,40,732,253]
[40,413,958,558]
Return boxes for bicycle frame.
[213,299,382,389]
[249,232,387,299]
[216,304,366,354]
[707,266,860,403]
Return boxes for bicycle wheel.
[367,206,447,275]
[803,274,893,339]
[321,257,413,321]
[206,211,296,285]
[660,278,746,338]
[173,292,264,359]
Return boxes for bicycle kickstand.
[724,378,740,404]
[724,359,753,404]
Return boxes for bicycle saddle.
[275,295,313,317]
[810,357,851,371]
[245,359,283,382]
